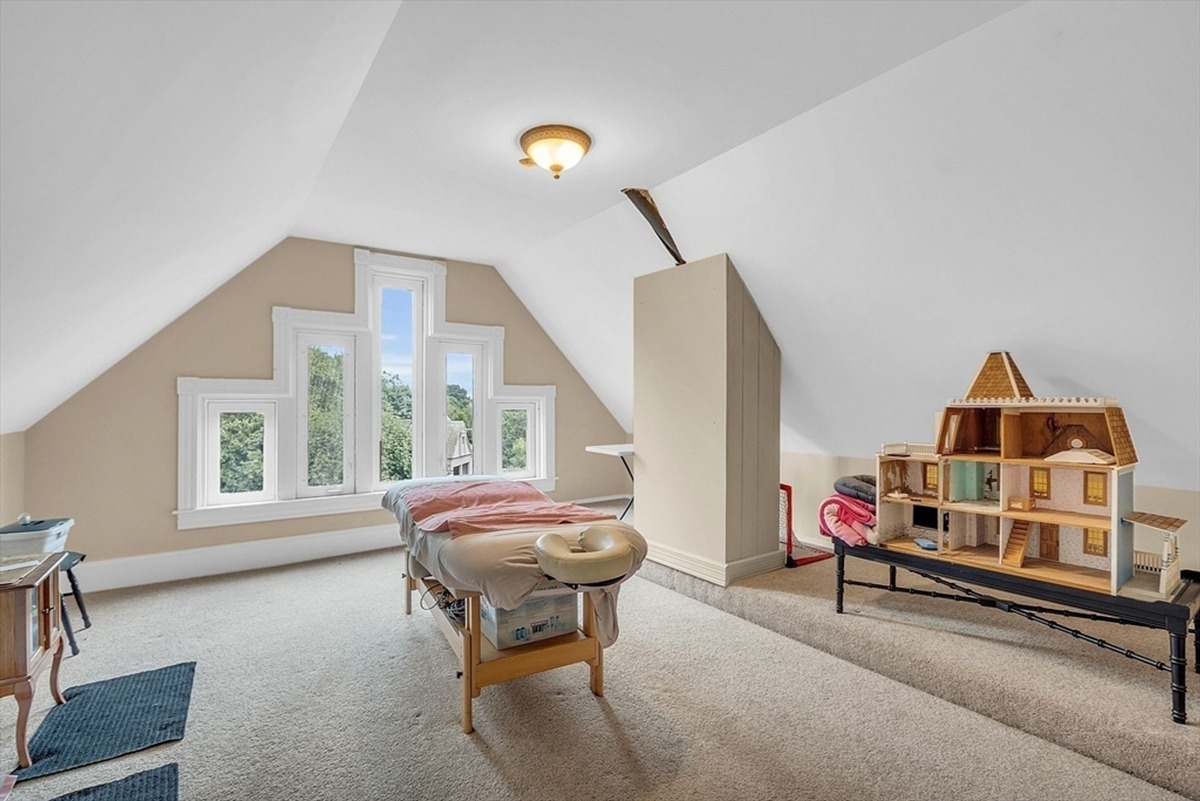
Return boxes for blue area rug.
[13,662,195,781]
[47,764,178,801]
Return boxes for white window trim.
[176,248,555,530]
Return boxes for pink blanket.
[402,480,614,537]
[818,493,876,547]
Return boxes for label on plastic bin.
[482,594,578,649]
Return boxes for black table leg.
[1169,628,1187,723]
[835,549,845,613]
[66,567,91,628]
[61,602,79,657]
[618,455,634,521]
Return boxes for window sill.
[175,475,556,531]
[176,492,387,530]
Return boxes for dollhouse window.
[1083,472,1107,506]
[1030,467,1050,499]
[1083,528,1108,557]
[923,463,938,493]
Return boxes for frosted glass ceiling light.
[519,124,591,180]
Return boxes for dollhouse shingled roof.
[1104,406,1138,465]
[1123,511,1186,533]
[964,351,1034,400]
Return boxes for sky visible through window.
[446,352,473,398]
[380,288,473,398]
[381,288,414,384]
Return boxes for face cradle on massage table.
[533,525,636,587]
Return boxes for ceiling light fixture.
[518,124,591,180]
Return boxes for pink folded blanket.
[403,480,614,537]
[818,493,877,547]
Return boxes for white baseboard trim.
[795,533,833,553]
[73,524,401,593]
[726,549,787,583]
[646,540,786,587]
[646,540,727,585]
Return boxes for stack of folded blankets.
[818,474,877,547]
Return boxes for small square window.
[1030,467,1050,499]
[1083,472,1107,506]
[1083,528,1108,557]
[205,400,277,506]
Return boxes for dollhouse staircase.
[1002,520,1032,568]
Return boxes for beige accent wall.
[0,432,25,524]
[634,254,780,584]
[21,237,629,562]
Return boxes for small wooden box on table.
[1,552,69,767]
[404,553,603,734]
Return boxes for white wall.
[501,1,1199,494]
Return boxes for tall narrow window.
[923,463,938,493]
[1030,467,1050,499]
[307,344,344,486]
[222,412,264,493]
[1084,528,1108,557]
[446,351,475,476]
[501,407,531,476]
[297,334,355,496]
[380,287,416,482]
[1083,471,1107,506]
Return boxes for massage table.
[382,476,647,733]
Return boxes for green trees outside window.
[219,412,265,493]
[381,372,413,482]
[502,409,528,471]
[307,345,345,487]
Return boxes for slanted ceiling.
[3,1,1197,491]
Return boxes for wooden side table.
[1,552,68,767]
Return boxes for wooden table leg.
[462,596,480,734]
[404,554,416,616]
[13,678,34,768]
[461,629,473,734]
[49,632,66,704]
[583,593,604,696]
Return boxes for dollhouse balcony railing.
[1133,550,1163,574]
[880,442,936,457]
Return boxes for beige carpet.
[635,553,1200,799]
[1,548,1192,801]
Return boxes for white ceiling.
[0,0,1024,433]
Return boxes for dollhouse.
[876,352,1187,601]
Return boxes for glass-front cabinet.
[1,552,68,767]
